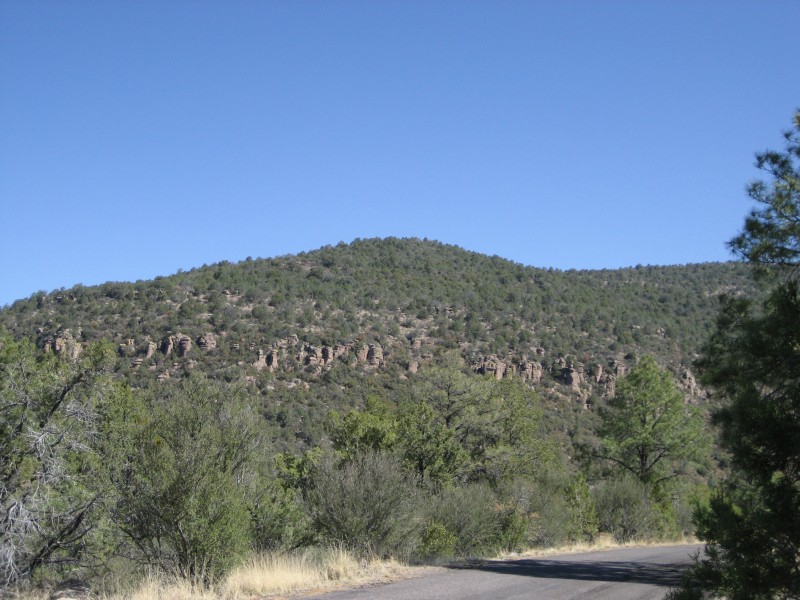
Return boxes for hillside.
[1,237,754,450]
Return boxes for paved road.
[314,544,702,600]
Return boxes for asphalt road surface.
[314,544,702,600]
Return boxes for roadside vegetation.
[1,331,706,598]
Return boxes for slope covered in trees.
[0,240,752,452]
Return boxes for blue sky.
[2,1,799,307]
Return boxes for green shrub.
[593,476,658,543]
[565,474,599,542]
[306,451,421,557]
[425,484,503,556]
[504,474,597,548]
[524,479,573,547]
[113,375,262,582]
[417,522,457,559]
[250,479,314,551]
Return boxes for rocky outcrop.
[357,344,369,363]
[45,330,82,359]
[475,355,507,380]
[367,343,384,366]
[301,344,321,366]
[321,346,333,365]
[517,360,537,382]
[197,333,217,351]
[611,359,626,377]
[562,366,581,391]
[161,334,192,357]
[118,338,136,357]
[177,335,191,357]
[680,366,698,399]
[266,348,279,372]
[253,349,267,371]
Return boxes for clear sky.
[2,1,799,307]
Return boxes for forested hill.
[1,238,753,449]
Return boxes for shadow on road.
[449,557,688,587]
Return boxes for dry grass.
[499,533,699,560]
[13,537,699,599]
[220,547,421,598]
[71,548,423,600]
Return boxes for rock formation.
[177,335,192,357]
[266,349,279,372]
[475,355,507,380]
[367,343,384,366]
[197,333,217,351]
[517,359,543,383]
[562,366,581,391]
[253,349,267,371]
[357,343,369,363]
[46,330,82,359]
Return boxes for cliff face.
[1,238,750,411]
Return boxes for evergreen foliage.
[111,375,265,582]
[671,110,800,599]
[0,335,122,587]
[596,356,708,487]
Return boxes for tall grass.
[83,547,414,599]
